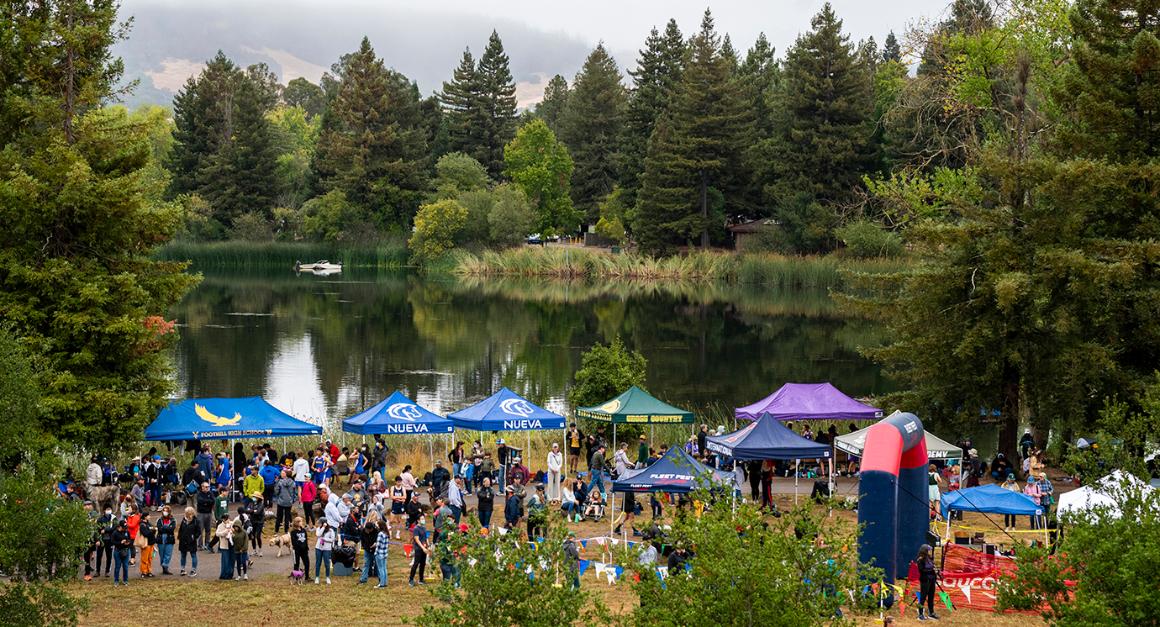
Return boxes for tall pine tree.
[313,37,428,228]
[764,3,875,251]
[535,74,570,137]
[169,52,278,227]
[475,31,519,177]
[560,44,627,222]
[737,33,780,217]
[440,49,486,162]
[634,10,748,252]
[0,0,197,450]
[620,19,685,209]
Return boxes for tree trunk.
[997,381,1021,465]
[699,169,710,248]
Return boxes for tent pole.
[794,459,799,504]
[526,431,531,476]
[613,424,617,458]
[428,435,434,471]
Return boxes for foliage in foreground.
[630,498,876,627]
[996,477,1160,625]
[412,517,608,627]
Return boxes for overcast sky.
[118,0,945,106]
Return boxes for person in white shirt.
[546,444,563,501]
[86,456,103,487]
[292,455,310,486]
[314,523,336,584]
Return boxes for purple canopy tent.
[734,382,883,421]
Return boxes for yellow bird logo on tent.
[195,403,242,427]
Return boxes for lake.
[170,268,893,432]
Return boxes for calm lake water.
[170,268,894,432]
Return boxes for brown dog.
[269,532,292,557]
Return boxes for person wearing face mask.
[96,507,116,577]
[177,506,201,577]
[155,506,177,575]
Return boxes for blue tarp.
[145,397,322,441]
[447,387,566,432]
[613,446,737,494]
[342,390,454,435]
[940,484,1044,517]
[705,413,832,461]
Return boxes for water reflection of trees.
[171,271,890,422]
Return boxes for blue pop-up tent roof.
[705,413,831,461]
[145,397,322,441]
[448,387,566,432]
[612,446,737,494]
[342,391,454,435]
[940,484,1043,518]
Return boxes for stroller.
[583,490,606,521]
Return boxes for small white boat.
[294,260,343,273]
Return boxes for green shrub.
[488,183,536,248]
[410,199,468,262]
[229,212,275,241]
[834,220,903,258]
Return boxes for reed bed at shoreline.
[453,246,908,289]
[156,240,410,270]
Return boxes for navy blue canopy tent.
[145,397,321,441]
[706,413,833,500]
[612,446,737,494]
[342,391,453,435]
[705,413,832,461]
[448,387,566,432]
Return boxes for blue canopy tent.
[145,397,322,441]
[706,413,833,500]
[940,484,1043,517]
[342,391,454,467]
[343,391,453,435]
[613,446,737,494]
[705,413,832,460]
[611,445,738,542]
[940,484,1047,544]
[448,387,566,480]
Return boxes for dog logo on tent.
[500,398,535,418]
[195,403,242,427]
[387,403,423,421]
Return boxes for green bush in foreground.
[997,476,1160,625]
[413,516,608,627]
[631,497,875,627]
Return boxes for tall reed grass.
[454,246,909,289]
[155,240,410,270]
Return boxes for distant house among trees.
[728,219,779,251]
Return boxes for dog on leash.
[269,533,292,557]
[289,569,305,584]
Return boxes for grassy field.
[453,246,909,289]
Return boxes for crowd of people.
[59,420,1058,590]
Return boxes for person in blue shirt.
[259,461,280,502]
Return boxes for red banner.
[906,545,1032,613]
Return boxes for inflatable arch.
[857,412,929,580]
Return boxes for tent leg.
[526,431,531,476]
[428,436,434,471]
[613,424,617,457]
[794,459,799,504]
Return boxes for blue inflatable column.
[857,412,926,582]
[897,437,929,579]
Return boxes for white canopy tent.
[1057,470,1156,520]
[834,420,963,460]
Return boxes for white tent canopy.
[834,416,963,460]
[1057,470,1156,520]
